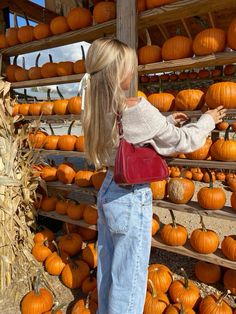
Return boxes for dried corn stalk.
[0,80,53,306]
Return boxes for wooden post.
[116,0,138,97]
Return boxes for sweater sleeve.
[122,98,215,156]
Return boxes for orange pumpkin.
[50,16,70,35]
[83,205,98,225]
[231,192,236,211]
[194,261,221,284]
[17,18,34,43]
[41,195,58,212]
[224,64,236,76]
[55,199,71,215]
[148,263,172,293]
[199,291,233,314]
[56,61,74,76]
[162,35,193,60]
[45,251,66,276]
[93,1,116,23]
[58,232,82,256]
[71,296,97,314]
[216,121,229,131]
[221,235,236,261]
[150,180,167,200]
[82,242,98,268]
[43,125,59,150]
[33,23,51,39]
[57,122,77,151]
[73,45,86,74]
[28,53,42,80]
[57,163,76,184]
[175,89,204,111]
[61,260,90,289]
[67,202,85,220]
[53,87,69,115]
[29,130,48,148]
[82,275,97,295]
[223,269,236,295]
[0,34,8,49]
[167,177,195,204]
[197,180,226,210]
[14,57,29,82]
[75,170,94,187]
[41,54,58,78]
[193,28,226,56]
[227,17,236,50]
[67,7,92,30]
[68,96,82,114]
[77,226,98,241]
[5,56,21,82]
[32,240,55,262]
[40,166,58,182]
[152,213,160,236]
[165,303,196,314]
[206,82,236,109]
[91,169,106,190]
[138,29,162,65]
[147,92,175,112]
[33,228,55,244]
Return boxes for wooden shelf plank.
[10,74,84,89]
[153,199,236,221]
[46,182,97,197]
[38,210,97,230]
[152,235,236,270]
[22,114,81,122]
[166,158,236,170]
[138,52,236,74]
[30,149,86,158]
[139,0,236,29]
[0,20,116,57]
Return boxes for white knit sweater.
[106,97,215,166]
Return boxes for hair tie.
[79,73,91,110]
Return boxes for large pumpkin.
[93,1,116,23]
[167,177,195,204]
[160,210,188,246]
[190,216,219,254]
[175,89,204,111]
[148,263,172,293]
[194,261,221,284]
[193,28,226,56]
[197,180,226,210]
[199,291,233,314]
[147,93,175,112]
[227,18,236,50]
[223,269,236,295]
[162,35,193,60]
[210,126,236,161]
[185,137,212,160]
[21,275,53,314]
[221,235,236,261]
[169,268,200,308]
[67,7,92,30]
[205,82,236,109]
[144,279,170,314]
[138,29,162,65]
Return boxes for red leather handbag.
[114,112,169,185]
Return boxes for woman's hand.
[205,106,227,124]
[172,112,190,125]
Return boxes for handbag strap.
[116,112,124,138]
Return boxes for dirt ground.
[1,180,236,313]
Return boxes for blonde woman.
[82,38,226,314]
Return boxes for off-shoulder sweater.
[106,97,215,166]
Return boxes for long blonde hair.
[82,38,138,168]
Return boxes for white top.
[106,97,215,166]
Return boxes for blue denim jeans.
[96,170,153,314]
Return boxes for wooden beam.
[139,0,236,29]
[0,0,58,24]
[116,0,138,97]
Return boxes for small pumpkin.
[57,163,76,184]
[82,242,98,268]
[40,165,58,182]
[221,235,236,261]
[150,180,167,200]
[28,53,42,80]
[165,303,196,314]
[67,202,86,220]
[28,101,42,116]
[5,14,20,47]
[41,195,58,212]
[41,89,54,115]
[82,274,97,295]
[68,95,82,114]
[41,54,58,78]
[14,57,29,82]
[169,268,200,308]
[56,61,74,76]
[44,125,59,150]
[167,177,195,204]
[190,216,219,254]
[211,126,236,161]
[21,274,53,314]
[67,6,92,30]
[33,228,55,244]
[75,170,94,187]
[224,64,236,76]
[91,169,106,190]
[194,261,221,284]
[32,240,56,262]
[55,199,71,215]
[0,33,8,49]
[61,260,90,289]
[152,213,160,236]
[216,121,229,131]
[45,251,66,276]
[148,263,172,293]
[53,87,69,115]
[57,121,76,151]
[144,279,170,314]
[50,15,70,35]
[33,22,51,40]
[93,1,116,24]
[199,291,233,314]
[198,68,210,79]
[77,226,98,241]
[58,232,82,256]
[17,16,34,43]
[29,130,48,149]
[223,269,236,295]
[5,56,20,82]
[160,209,188,246]
[83,205,98,225]
[71,295,97,314]
[138,29,162,65]
[73,45,86,74]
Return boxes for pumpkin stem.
[49,54,53,63]
[52,303,66,314]
[68,120,75,135]
[47,88,51,101]
[148,279,157,298]
[81,45,85,60]
[56,86,64,100]
[65,222,70,235]
[33,271,41,295]
[35,53,41,67]
[180,268,189,289]
[23,12,30,26]
[82,0,90,9]
[75,0,82,7]
[176,27,181,36]
[145,28,152,46]
[193,16,209,29]
[159,77,163,93]
[207,170,214,188]
[52,240,60,255]
[48,123,55,135]
[13,55,18,66]
[216,290,231,305]
[22,57,26,69]
[224,125,231,141]
[200,215,207,232]
[13,12,18,28]
[169,209,177,228]
[23,89,28,103]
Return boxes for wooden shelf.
[152,235,236,270]
[138,52,236,75]
[0,20,116,57]
[22,114,81,122]
[139,0,236,29]
[166,158,236,170]
[46,182,97,197]
[38,210,97,230]
[30,149,85,158]
[10,74,84,89]
[153,199,236,222]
